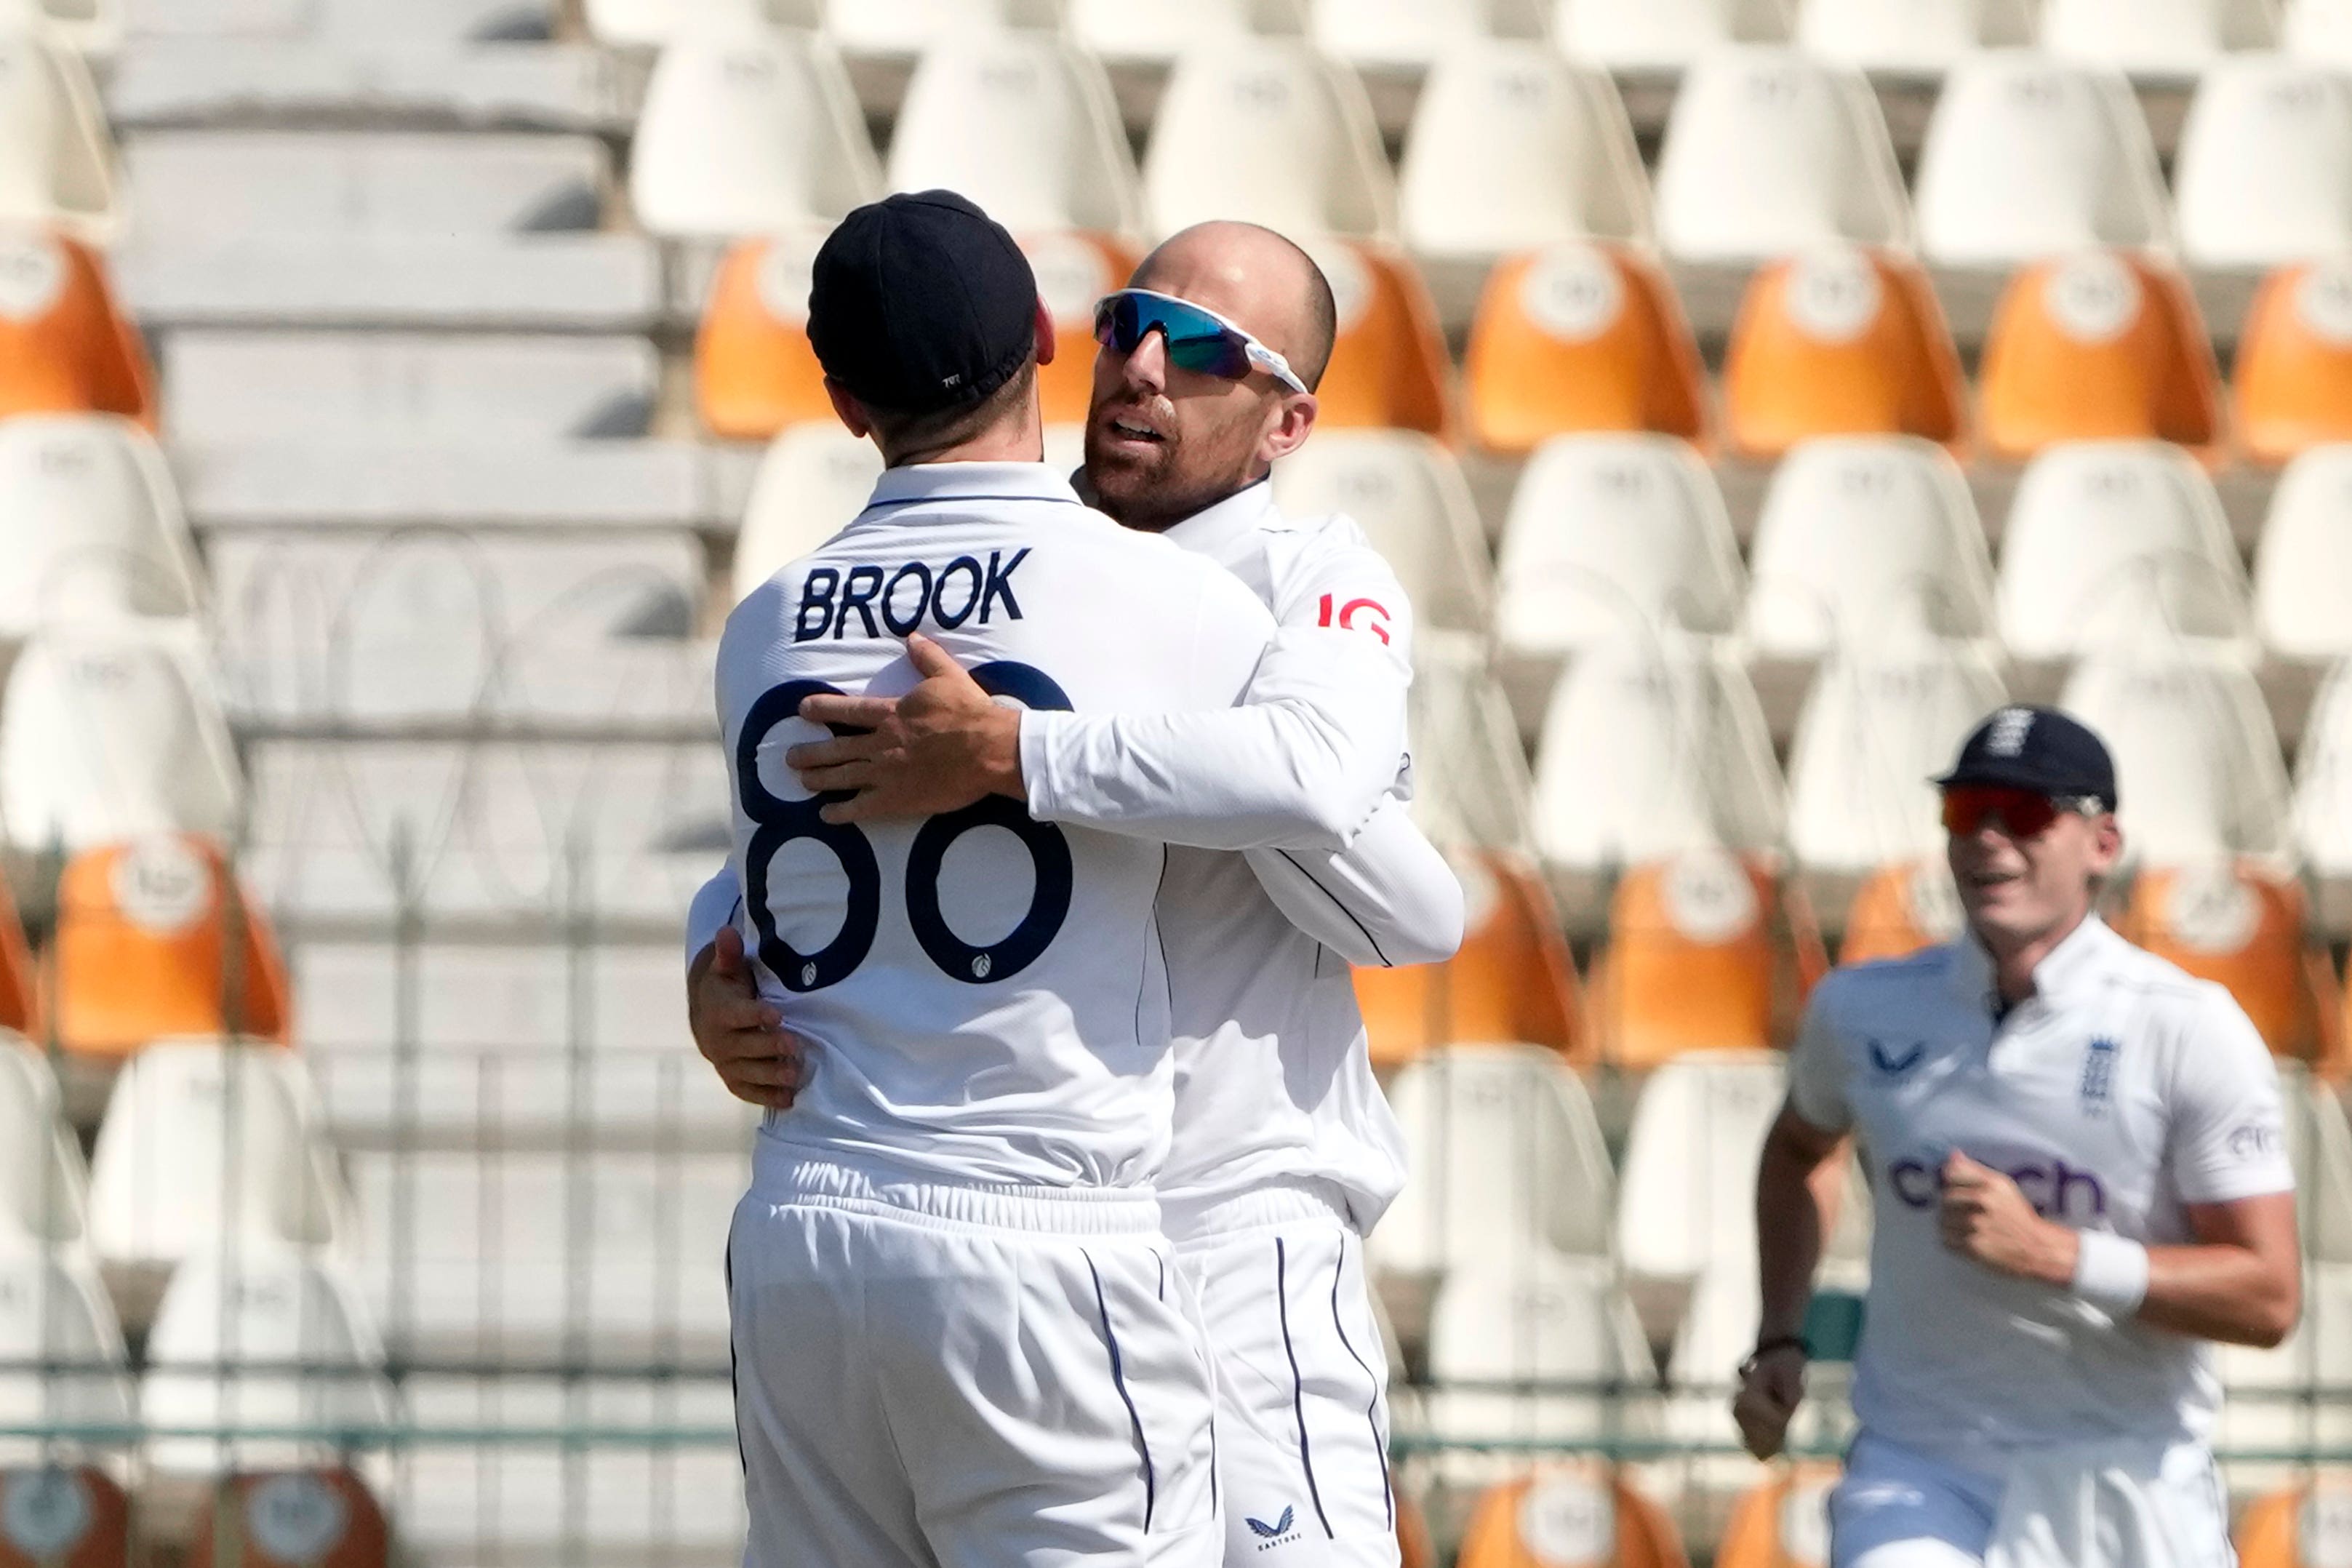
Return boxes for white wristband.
[2071,1230,2150,1318]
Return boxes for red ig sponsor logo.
[1316,592,1391,645]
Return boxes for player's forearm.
[2135,1242,2300,1347]
[1242,795,1464,968]
[1755,1125,1833,1344]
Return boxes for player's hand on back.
[1731,1344,1807,1460]
[790,633,1025,823]
[689,924,806,1111]
[1937,1150,2077,1287]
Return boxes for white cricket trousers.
[1169,1181,1399,1568]
[727,1141,1223,1568]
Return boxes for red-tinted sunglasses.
[1940,785,2092,839]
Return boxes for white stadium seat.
[1409,632,1539,853]
[2259,447,2352,660]
[2060,649,2292,865]
[1616,1051,1785,1289]
[2175,55,2352,271]
[0,413,201,641]
[1271,429,1494,635]
[1144,40,1396,241]
[2281,1063,2352,1262]
[735,422,880,599]
[1786,639,2007,876]
[1794,0,2039,76]
[349,1148,743,1364]
[0,1038,89,1254]
[1744,436,1994,661]
[628,26,879,240]
[1532,634,1785,883]
[1069,0,1303,66]
[1997,441,2251,663]
[2040,0,2280,78]
[1913,52,2172,268]
[0,620,241,855]
[1652,47,1908,264]
[586,0,821,47]
[1307,0,1548,73]
[0,18,119,243]
[1398,42,1650,271]
[1373,1044,1617,1277]
[1495,434,1743,725]
[1423,1253,1660,1451]
[2292,661,2352,885]
[1554,0,1793,73]
[0,1244,132,1463]
[2290,0,2352,59]
[162,331,660,444]
[887,33,1139,240]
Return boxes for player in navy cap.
[1735,704,2300,1567]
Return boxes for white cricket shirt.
[1789,915,2295,1476]
[716,462,1275,1189]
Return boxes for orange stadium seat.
[1353,849,1583,1071]
[0,868,35,1036]
[41,834,290,1061]
[1978,249,2223,463]
[0,225,153,428]
[1839,860,1962,967]
[694,230,831,441]
[1301,238,1453,439]
[0,1465,131,1568]
[1723,246,1967,460]
[1464,240,1706,457]
[1397,1489,1438,1568]
[2236,259,2352,467]
[2121,861,2339,1070]
[1593,851,1826,1069]
[1025,230,1139,425]
[188,1470,391,1568]
[2237,1474,2352,1567]
[1716,1464,1839,1568]
[1454,1465,1690,1568]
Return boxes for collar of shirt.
[1160,476,1279,559]
[1946,912,2121,1018]
[862,460,1088,512]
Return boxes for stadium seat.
[1553,0,1793,73]
[1616,1052,1785,1290]
[0,1036,90,1250]
[1352,849,1583,1070]
[735,421,881,597]
[2062,649,2293,867]
[1980,252,2223,460]
[0,413,200,643]
[1839,857,1964,963]
[0,890,33,1038]
[186,1469,392,1568]
[1996,440,2249,662]
[586,0,822,47]
[1794,0,2037,75]
[2291,0,2352,60]
[1372,1044,1616,1279]
[0,227,154,425]
[1423,1253,1660,1452]
[887,33,1139,241]
[0,1246,134,1463]
[1913,53,2171,268]
[2040,0,2280,78]
[627,27,879,239]
[2120,862,2332,1062]
[1593,850,1822,1067]
[1721,247,1967,459]
[1143,40,1396,241]
[1452,1465,1690,1568]
[1745,436,1994,661]
[1651,48,1908,265]
[695,229,833,439]
[2281,1065,2352,1257]
[1465,242,1708,456]
[1495,434,1742,724]
[2260,444,2352,655]
[0,623,241,855]
[1409,632,1540,853]
[162,330,660,445]
[0,1464,130,1564]
[1069,0,1301,65]
[2237,1471,2352,1567]
[86,1041,340,1307]
[2175,57,2352,271]
[348,1148,741,1364]
[1532,638,1785,907]
[141,1249,395,1480]
[1397,44,1649,284]
[1785,641,2007,879]
[1293,237,1452,436]
[1716,1465,1839,1568]
[1306,0,1548,71]
[2295,661,2352,911]
[1271,429,1492,633]
[0,20,118,244]
[2237,261,2352,466]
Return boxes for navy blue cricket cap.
[807,190,1039,418]
[1934,705,2119,809]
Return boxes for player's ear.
[2087,812,2124,876]
[824,377,874,441]
[1256,390,1317,465]
[1033,298,1056,367]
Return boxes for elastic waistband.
[1164,1177,1353,1245]
[751,1136,1162,1238]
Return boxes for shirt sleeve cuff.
[1018,708,1066,823]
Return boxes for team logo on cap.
[1985,706,2036,757]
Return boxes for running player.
[695,221,1460,1566]
[1734,706,2301,1567]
